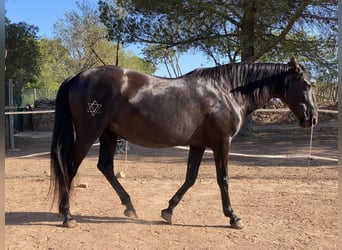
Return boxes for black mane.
[183,62,297,111]
[185,62,291,88]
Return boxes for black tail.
[50,77,75,206]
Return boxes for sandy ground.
[5,121,338,249]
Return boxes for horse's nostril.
[312,117,317,126]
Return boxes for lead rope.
[306,126,314,179]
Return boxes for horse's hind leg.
[97,130,137,218]
[161,145,205,224]
[59,138,95,228]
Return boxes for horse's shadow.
[5,212,229,229]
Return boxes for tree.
[54,0,155,75]
[143,45,183,77]
[98,0,337,70]
[5,17,41,89]
[35,38,72,90]
[117,49,156,74]
[53,0,108,73]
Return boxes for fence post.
[8,79,15,150]
[34,88,37,103]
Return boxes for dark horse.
[50,58,318,229]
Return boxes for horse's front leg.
[213,139,244,229]
[161,146,205,224]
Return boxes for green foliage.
[35,39,72,90]
[5,18,41,88]
[119,50,156,74]
[22,88,58,105]
[5,0,156,96]
[143,45,183,77]
[53,0,109,73]
[54,0,155,75]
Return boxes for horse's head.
[282,58,318,128]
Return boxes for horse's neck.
[233,83,275,115]
[221,64,288,117]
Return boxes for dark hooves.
[231,219,244,229]
[124,208,138,219]
[161,209,172,225]
[62,218,78,228]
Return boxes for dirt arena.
[5,118,337,249]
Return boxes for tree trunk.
[241,1,256,62]
[115,42,120,66]
[239,0,256,135]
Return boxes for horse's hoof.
[231,219,244,229]
[62,218,78,228]
[161,209,172,225]
[124,208,138,219]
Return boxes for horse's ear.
[288,58,301,73]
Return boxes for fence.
[22,88,58,106]
[5,81,58,133]
[5,108,338,151]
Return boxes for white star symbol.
[87,100,102,116]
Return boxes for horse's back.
[65,65,241,148]
[65,66,188,145]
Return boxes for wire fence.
[22,88,58,106]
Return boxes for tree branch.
[91,48,107,65]
[248,0,311,62]
[131,32,237,50]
